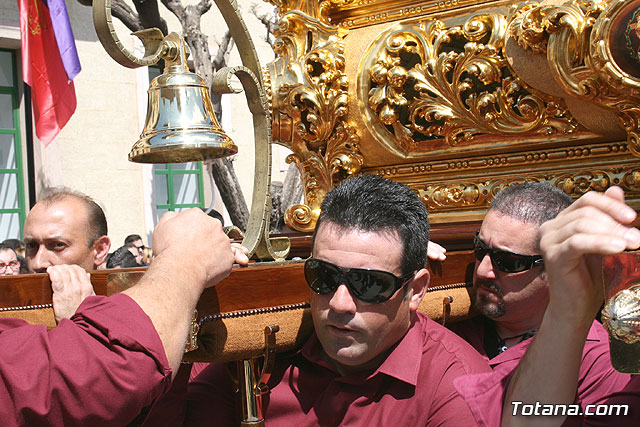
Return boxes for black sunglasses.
[304,258,415,303]
[474,232,544,273]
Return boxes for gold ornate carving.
[510,0,640,157]
[267,0,356,25]
[371,141,629,176]
[602,284,640,344]
[412,166,640,212]
[266,11,363,231]
[328,0,491,30]
[359,12,578,155]
[367,139,637,214]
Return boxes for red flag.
[18,0,77,146]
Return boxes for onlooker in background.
[106,246,140,269]
[124,234,147,266]
[2,239,25,258]
[23,187,111,273]
[2,239,28,274]
[0,244,20,276]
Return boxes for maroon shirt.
[0,293,171,426]
[451,317,640,426]
[185,313,490,426]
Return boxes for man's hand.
[427,240,447,261]
[539,186,640,325]
[231,242,250,265]
[124,208,250,374]
[49,265,95,323]
[151,209,248,290]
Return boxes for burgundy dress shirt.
[451,317,640,426]
[0,293,171,427]
[184,312,490,426]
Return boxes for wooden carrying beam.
[0,252,476,363]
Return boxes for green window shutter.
[0,49,26,239]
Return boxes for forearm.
[123,251,206,375]
[0,296,171,426]
[502,309,591,427]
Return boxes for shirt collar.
[300,316,421,387]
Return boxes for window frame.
[0,48,27,239]
[153,162,206,212]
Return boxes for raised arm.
[502,187,640,427]
[123,208,249,374]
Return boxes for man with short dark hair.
[124,234,146,265]
[451,182,640,425]
[23,187,111,273]
[106,246,139,269]
[177,174,490,425]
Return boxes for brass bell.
[129,35,237,163]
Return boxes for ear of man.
[408,268,430,311]
[92,236,111,268]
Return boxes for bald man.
[23,187,111,273]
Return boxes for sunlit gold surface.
[359,12,577,155]
[263,0,640,229]
[265,10,364,231]
[511,0,640,155]
[602,284,640,345]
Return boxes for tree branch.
[249,3,276,48]
[133,0,168,35]
[109,0,144,32]
[161,0,187,22]
[213,31,233,70]
[195,0,212,16]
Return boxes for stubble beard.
[475,280,506,319]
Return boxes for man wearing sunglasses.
[125,234,148,266]
[450,183,640,426]
[172,174,490,426]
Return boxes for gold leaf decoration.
[363,12,577,150]
[510,0,640,156]
[266,11,363,231]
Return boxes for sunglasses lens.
[349,271,396,303]
[304,259,338,294]
[493,253,528,273]
[304,259,402,303]
[474,233,538,273]
[473,247,486,261]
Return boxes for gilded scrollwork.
[510,0,640,157]
[421,183,484,209]
[266,0,356,24]
[413,166,640,213]
[266,11,363,231]
[361,12,577,152]
[555,171,611,194]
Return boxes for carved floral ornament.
[358,11,578,155]
[264,0,640,231]
[510,0,640,157]
[265,10,363,231]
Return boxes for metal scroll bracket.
[237,324,280,426]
